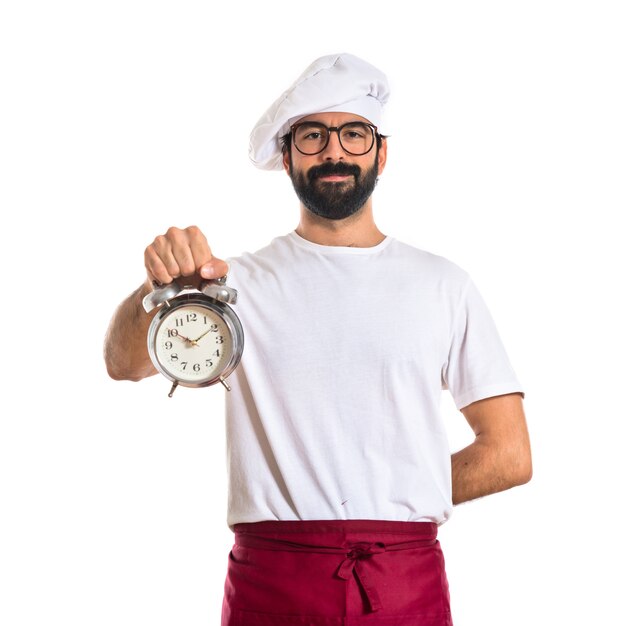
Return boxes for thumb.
[200,257,229,279]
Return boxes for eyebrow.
[297,119,366,126]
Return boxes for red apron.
[221,520,453,625]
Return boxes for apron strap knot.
[336,542,386,612]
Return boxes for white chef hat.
[249,53,390,171]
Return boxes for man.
[105,53,532,625]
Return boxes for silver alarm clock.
[142,276,244,397]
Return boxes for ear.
[282,148,291,176]
[376,137,388,175]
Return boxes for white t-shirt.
[225,232,523,528]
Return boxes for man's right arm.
[103,225,229,382]
[104,279,159,381]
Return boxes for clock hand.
[192,328,213,343]
[167,329,198,346]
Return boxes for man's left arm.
[451,392,532,505]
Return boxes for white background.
[1,1,624,624]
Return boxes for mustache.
[308,162,361,181]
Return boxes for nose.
[321,128,345,160]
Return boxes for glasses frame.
[290,121,379,157]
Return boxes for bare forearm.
[451,396,533,506]
[104,280,158,381]
[451,443,526,505]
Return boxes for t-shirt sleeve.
[442,277,524,410]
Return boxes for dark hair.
[280,132,292,154]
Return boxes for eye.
[295,124,328,143]
[341,124,369,141]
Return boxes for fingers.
[168,225,206,276]
[144,225,228,285]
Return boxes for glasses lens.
[338,123,374,155]
[293,122,375,155]
[293,123,329,155]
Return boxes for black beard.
[289,156,379,221]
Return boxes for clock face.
[153,302,234,384]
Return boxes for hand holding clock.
[104,225,239,387]
[140,225,244,395]
[144,225,228,286]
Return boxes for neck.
[295,201,385,248]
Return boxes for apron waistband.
[233,520,438,613]
[234,518,438,538]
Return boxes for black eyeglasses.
[290,121,378,156]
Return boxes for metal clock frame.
[144,279,244,396]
